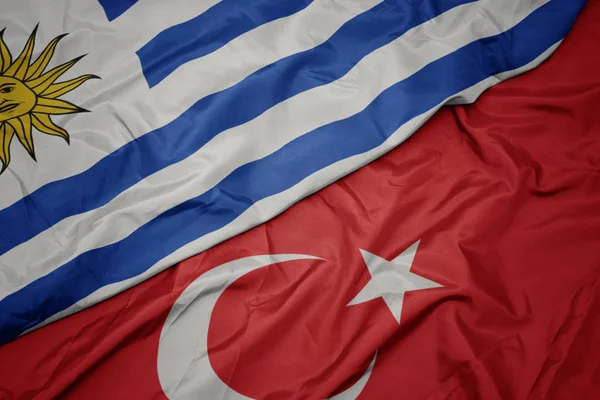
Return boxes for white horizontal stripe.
[0,0,547,299]
[112,0,222,48]
[25,42,561,334]
[0,0,378,208]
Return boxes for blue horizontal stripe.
[97,0,138,21]
[0,0,471,258]
[138,0,314,87]
[0,0,586,344]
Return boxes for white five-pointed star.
[347,241,442,324]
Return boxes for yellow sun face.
[0,76,37,121]
[0,25,98,173]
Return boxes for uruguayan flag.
[0,0,586,344]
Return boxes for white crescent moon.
[157,254,377,400]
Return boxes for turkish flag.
[2,2,600,399]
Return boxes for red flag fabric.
[1,2,600,399]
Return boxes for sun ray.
[25,33,68,80]
[4,25,37,80]
[41,74,99,99]
[28,55,86,95]
[33,97,88,115]
[31,113,69,143]
[7,114,35,159]
[0,29,12,74]
[0,123,15,172]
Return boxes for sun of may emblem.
[0,25,98,173]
